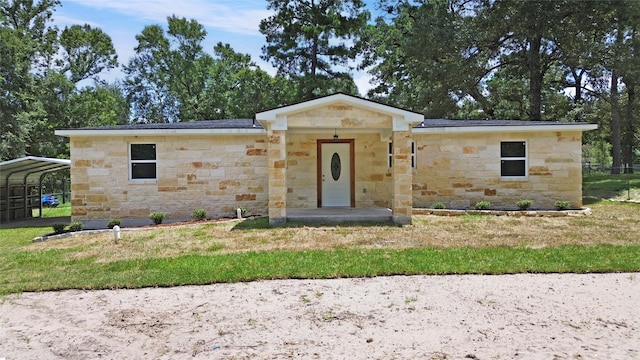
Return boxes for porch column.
[268,129,287,225]
[391,130,413,225]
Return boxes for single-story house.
[55,93,597,228]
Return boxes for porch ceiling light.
[333,128,339,143]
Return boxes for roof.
[414,119,598,134]
[1,156,71,187]
[68,119,261,131]
[257,92,424,120]
[56,119,266,137]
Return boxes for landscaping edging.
[413,208,592,217]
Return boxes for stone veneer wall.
[412,130,585,209]
[69,134,268,228]
[286,133,393,208]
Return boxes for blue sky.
[52,0,381,95]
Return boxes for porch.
[287,207,393,224]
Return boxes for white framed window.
[388,141,417,169]
[130,143,157,180]
[500,141,527,177]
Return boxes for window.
[130,144,156,180]
[388,141,417,169]
[500,141,526,177]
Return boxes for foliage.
[474,201,491,210]
[52,223,66,234]
[191,209,207,221]
[516,199,533,211]
[260,0,369,99]
[68,221,83,232]
[0,0,125,160]
[583,140,613,168]
[149,212,166,225]
[123,17,296,123]
[431,202,446,209]
[235,207,248,217]
[107,219,121,229]
[364,0,638,165]
[554,200,572,211]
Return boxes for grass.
[32,202,72,218]
[583,173,640,201]
[1,199,639,296]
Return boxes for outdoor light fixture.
[333,128,339,142]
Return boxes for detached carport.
[0,156,70,222]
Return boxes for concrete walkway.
[0,216,71,229]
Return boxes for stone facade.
[69,134,268,228]
[412,130,585,209]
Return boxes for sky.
[52,0,382,95]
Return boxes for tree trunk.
[528,34,543,121]
[610,68,622,175]
[623,82,635,173]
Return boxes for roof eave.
[412,124,598,134]
[55,128,267,137]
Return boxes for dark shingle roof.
[415,119,582,128]
[63,118,591,131]
[67,119,263,131]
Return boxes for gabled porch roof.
[256,93,424,137]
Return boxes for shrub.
[107,219,121,229]
[516,199,533,210]
[52,223,66,234]
[432,202,446,209]
[474,201,491,210]
[191,208,207,221]
[554,200,571,211]
[68,221,83,232]
[149,212,166,225]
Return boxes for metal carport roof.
[1,156,70,221]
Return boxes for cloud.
[65,0,272,35]
[52,14,100,27]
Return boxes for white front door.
[321,143,351,207]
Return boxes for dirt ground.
[1,273,638,359]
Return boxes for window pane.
[131,144,156,160]
[132,163,156,179]
[501,160,526,176]
[501,142,525,157]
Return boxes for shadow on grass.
[231,216,397,230]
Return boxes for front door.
[319,141,354,207]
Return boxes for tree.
[207,42,297,119]
[123,16,215,123]
[1,0,123,160]
[58,24,118,83]
[260,0,369,99]
[0,0,59,160]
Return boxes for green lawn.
[32,202,71,218]
[583,173,640,201]
[2,198,639,296]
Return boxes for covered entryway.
[256,93,423,226]
[318,139,355,207]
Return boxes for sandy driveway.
[1,273,638,359]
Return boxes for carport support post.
[267,128,287,226]
[391,130,413,225]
